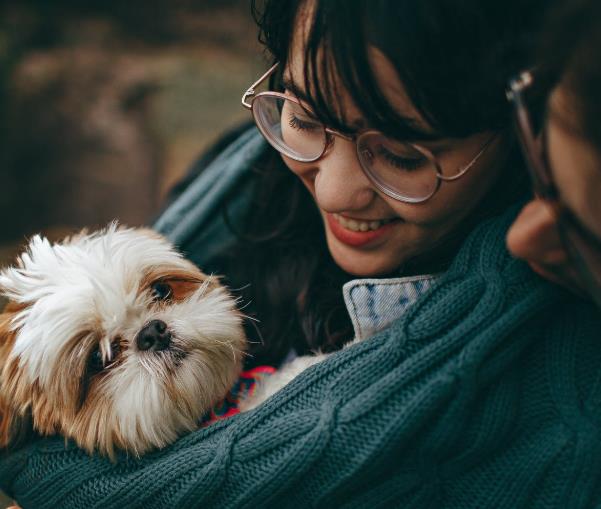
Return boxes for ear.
[0,234,53,303]
[0,309,33,449]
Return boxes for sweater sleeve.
[0,325,428,508]
[2,213,600,509]
[0,302,532,509]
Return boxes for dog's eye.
[87,340,120,373]
[88,347,104,372]
[151,281,172,301]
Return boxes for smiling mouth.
[333,213,398,232]
[326,213,401,248]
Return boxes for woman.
[2,1,600,507]
[507,0,601,309]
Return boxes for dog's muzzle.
[136,319,172,352]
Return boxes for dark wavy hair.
[219,0,550,367]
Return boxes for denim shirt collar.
[343,274,441,340]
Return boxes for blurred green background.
[0,0,263,505]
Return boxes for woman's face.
[282,47,506,276]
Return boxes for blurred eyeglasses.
[507,69,601,307]
[242,63,495,204]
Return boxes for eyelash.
[284,100,429,171]
[88,340,121,372]
[377,146,426,171]
[287,113,320,132]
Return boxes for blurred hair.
[538,0,601,150]
[255,0,549,139]
[221,0,550,366]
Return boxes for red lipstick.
[326,213,397,247]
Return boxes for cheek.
[549,124,583,205]
[390,159,501,228]
[281,154,316,184]
[548,125,601,239]
[434,146,504,214]
[506,200,567,264]
[457,143,505,196]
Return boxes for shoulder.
[161,121,257,208]
[153,124,268,268]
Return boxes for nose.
[136,319,171,352]
[312,136,375,212]
[506,199,566,264]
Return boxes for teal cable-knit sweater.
[1,131,600,508]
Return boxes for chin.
[326,234,404,277]
[0,224,246,459]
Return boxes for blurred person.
[507,0,601,308]
[1,1,600,508]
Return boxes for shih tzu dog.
[0,224,246,458]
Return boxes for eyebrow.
[281,76,311,103]
[281,76,366,130]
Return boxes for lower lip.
[326,214,397,247]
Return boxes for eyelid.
[414,141,449,155]
[281,76,306,99]
[281,79,322,119]
[283,89,317,115]
[288,108,319,123]
[378,145,425,161]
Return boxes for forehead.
[48,231,186,285]
[11,229,193,325]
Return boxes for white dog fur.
[0,224,246,458]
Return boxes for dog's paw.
[239,354,327,411]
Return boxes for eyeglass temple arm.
[506,69,551,191]
[506,70,534,102]
[241,62,280,109]
[507,72,539,158]
[438,135,497,182]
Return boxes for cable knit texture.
[1,128,600,508]
[1,208,600,508]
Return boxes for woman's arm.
[0,334,411,509]
[3,212,599,509]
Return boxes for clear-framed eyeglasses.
[242,62,495,204]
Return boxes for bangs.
[254,0,542,142]
[299,1,441,141]
[254,0,442,141]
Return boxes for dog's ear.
[0,309,33,449]
[0,393,33,450]
[0,234,55,304]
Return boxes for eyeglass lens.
[252,95,439,201]
[254,95,326,161]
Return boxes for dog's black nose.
[136,319,171,352]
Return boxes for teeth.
[333,214,393,232]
